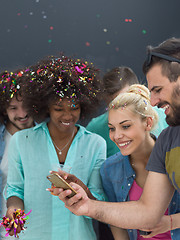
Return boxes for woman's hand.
[48,170,96,199]
[5,207,24,237]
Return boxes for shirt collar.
[33,121,88,140]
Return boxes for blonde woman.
[100,84,179,239]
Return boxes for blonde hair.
[109,84,158,130]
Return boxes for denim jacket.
[100,152,180,240]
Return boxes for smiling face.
[147,64,180,126]
[108,107,148,156]
[6,96,34,134]
[48,98,81,134]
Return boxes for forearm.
[7,196,24,210]
[110,225,130,240]
[171,213,180,230]
[88,199,153,229]
[86,172,175,229]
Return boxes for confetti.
[0,209,32,238]
[25,55,101,103]
[125,19,132,22]
[85,42,90,47]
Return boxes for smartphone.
[47,172,77,198]
[139,230,152,235]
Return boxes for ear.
[145,117,153,131]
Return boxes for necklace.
[52,129,75,155]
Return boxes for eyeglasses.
[146,51,180,66]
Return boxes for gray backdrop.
[0,0,180,82]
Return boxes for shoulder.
[158,126,180,141]
[86,112,108,131]
[0,124,6,136]
[12,122,46,140]
[100,152,130,182]
[152,126,180,156]
[101,152,128,172]
[78,124,106,143]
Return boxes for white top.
[0,129,15,239]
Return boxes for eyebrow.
[108,120,131,125]
[149,86,161,92]
[8,104,17,107]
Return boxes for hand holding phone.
[47,172,77,198]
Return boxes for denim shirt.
[0,124,6,221]
[100,152,180,240]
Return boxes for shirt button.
[128,183,131,186]
[133,174,135,177]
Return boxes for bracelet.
[170,215,173,231]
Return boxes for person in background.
[5,55,106,240]
[52,37,180,240]
[0,70,35,239]
[86,66,168,159]
[100,84,180,239]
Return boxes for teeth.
[62,122,70,125]
[118,141,130,147]
[162,105,169,110]
[19,117,28,121]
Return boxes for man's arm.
[58,171,175,229]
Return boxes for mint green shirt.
[6,122,106,240]
[86,107,168,158]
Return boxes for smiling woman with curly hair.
[5,55,106,240]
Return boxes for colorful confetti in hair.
[0,70,24,99]
[22,55,103,122]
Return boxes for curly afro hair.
[0,70,24,124]
[22,55,103,122]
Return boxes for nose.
[150,93,160,107]
[63,110,73,120]
[17,107,28,118]
[113,130,123,141]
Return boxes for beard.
[166,84,180,126]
